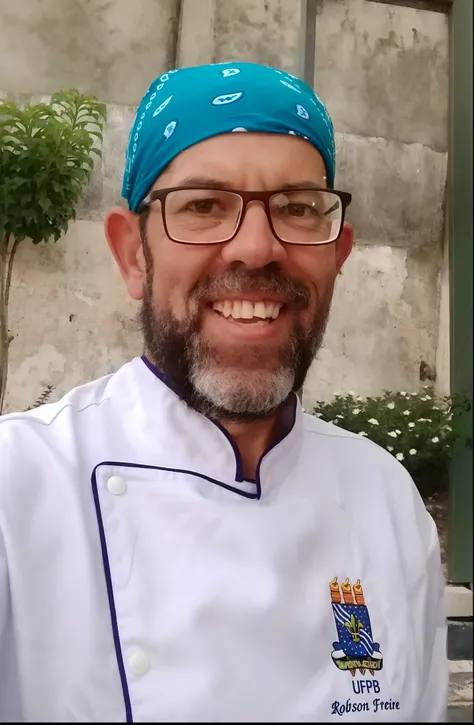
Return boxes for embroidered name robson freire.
[330,577,383,677]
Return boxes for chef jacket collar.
[126,355,304,499]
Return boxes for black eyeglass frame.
[137,186,353,246]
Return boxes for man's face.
[108,132,353,420]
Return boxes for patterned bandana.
[122,61,336,212]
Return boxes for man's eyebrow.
[167,177,328,191]
[170,176,232,190]
[280,180,327,190]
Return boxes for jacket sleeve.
[0,428,23,720]
[0,526,8,651]
[416,514,449,722]
[0,525,22,721]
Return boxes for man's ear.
[104,207,146,301]
[335,222,354,274]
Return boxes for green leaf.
[0,89,106,245]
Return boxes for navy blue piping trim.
[254,401,297,484]
[93,460,259,500]
[91,468,134,723]
[92,457,263,720]
[208,418,245,482]
[91,459,260,720]
[140,355,245,482]
[141,355,246,483]
[139,355,298,500]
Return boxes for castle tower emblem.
[329,577,383,677]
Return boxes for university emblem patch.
[330,577,383,677]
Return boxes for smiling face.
[106,132,353,421]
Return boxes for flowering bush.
[312,387,471,497]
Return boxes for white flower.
[424,395,432,401]
[388,431,398,438]
[408,422,415,428]
[396,452,404,461]
[348,391,355,396]
[333,392,340,397]
[336,415,344,420]
[315,412,323,418]
[403,410,411,416]
[409,449,417,455]
[400,391,407,396]
[387,445,394,452]
[396,429,401,435]
[358,431,368,437]
[368,418,379,425]
[387,402,395,410]
[357,396,363,402]
[352,408,361,415]
[433,405,440,410]
[431,436,439,443]
[444,425,452,432]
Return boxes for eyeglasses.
[138,186,352,246]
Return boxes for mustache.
[190,263,310,310]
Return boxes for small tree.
[0,90,106,413]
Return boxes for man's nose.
[220,201,288,269]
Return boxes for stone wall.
[1,0,450,412]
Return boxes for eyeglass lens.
[163,188,343,244]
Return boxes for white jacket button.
[107,475,127,495]
[128,649,151,676]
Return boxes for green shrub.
[0,90,106,413]
[312,387,471,497]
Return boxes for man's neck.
[220,398,294,480]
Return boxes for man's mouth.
[210,299,284,325]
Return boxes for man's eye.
[187,199,215,213]
[288,204,307,216]
[287,203,321,217]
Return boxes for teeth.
[231,300,242,319]
[222,300,233,318]
[212,300,283,321]
[254,302,267,319]
[241,301,254,319]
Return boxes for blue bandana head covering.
[122,61,336,212]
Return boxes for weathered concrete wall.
[2,0,450,412]
[0,0,179,105]
[303,0,449,403]
[5,221,141,413]
[178,0,303,73]
[313,0,449,151]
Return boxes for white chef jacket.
[0,356,448,722]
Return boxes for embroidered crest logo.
[330,577,383,677]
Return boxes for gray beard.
[140,260,332,422]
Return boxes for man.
[0,62,447,721]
